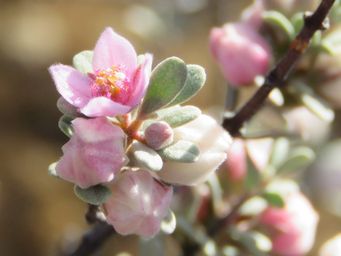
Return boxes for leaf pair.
[139,57,206,117]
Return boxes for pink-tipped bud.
[260,192,319,256]
[145,121,174,150]
[209,22,271,86]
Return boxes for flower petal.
[127,53,153,107]
[56,117,128,188]
[92,27,137,75]
[80,96,131,117]
[49,64,91,107]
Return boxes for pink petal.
[127,54,153,107]
[80,96,131,117]
[49,64,91,107]
[92,27,137,75]
[56,117,128,188]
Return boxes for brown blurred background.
[0,0,340,255]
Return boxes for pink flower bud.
[55,117,128,188]
[260,192,319,256]
[319,234,341,256]
[226,139,247,181]
[209,22,271,86]
[156,114,232,185]
[144,121,174,150]
[103,170,173,238]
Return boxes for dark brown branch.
[63,221,115,256]
[223,0,336,136]
[61,205,115,256]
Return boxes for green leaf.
[291,12,304,32]
[278,147,315,174]
[168,64,206,106]
[263,11,295,39]
[58,115,74,137]
[262,192,285,208]
[157,105,201,128]
[139,57,187,116]
[73,50,94,74]
[158,140,200,163]
[74,184,112,205]
[300,92,334,122]
[244,158,261,190]
[269,137,290,169]
[130,141,163,172]
[48,162,58,177]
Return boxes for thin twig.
[223,0,336,136]
[63,221,115,256]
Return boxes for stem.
[64,222,115,256]
[223,0,336,136]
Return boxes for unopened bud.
[145,121,174,150]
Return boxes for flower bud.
[156,114,232,186]
[145,121,174,150]
[55,117,128,188]
[319,234,341,256]
[260,191,319,256]
[103,170,173,238]
[209,22,271,86]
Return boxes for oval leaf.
[74,184,112,205]
[131,141,163,172]
[58,115,74,137]
[278,147,315,174]
[139,57,187,116]
[157,105,201,128]
[168,64,206,106]
[262,192,285,208]
[158,140,200,163]
[263,11,295,39]
[73,50,94,74]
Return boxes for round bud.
[145,121,174,150]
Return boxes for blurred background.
[0,0,340,255]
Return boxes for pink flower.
[56,117,128,188]
[49,27,152,117]
[156,114,232,186]
[209,22,271,86]
[260,192,319,256]
[103,170,173,238]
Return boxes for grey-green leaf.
[74,184,112,205]
[168,64,206,106]
[130,141,163,172]
[263,11,295,39]
[58,115,74,137]
[157,105,201,127]
[278,147,315,174]
[158,140,200,163]
[139,57,187,116]
[73,50,94,74]
[262,192,285,208]
[57,97,79,117]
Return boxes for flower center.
[89,66,130,104]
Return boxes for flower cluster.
[49,27,231,237]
